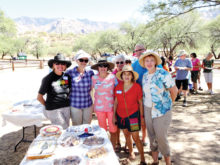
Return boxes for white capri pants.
[44,106,70,129]
[203,72,213,83]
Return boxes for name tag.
[96,82,102,85]
[63,76,68,80]
[116,90,122,94]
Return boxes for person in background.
[139,51,178,165]
[168,56,173,72]
[174,50,192,107]
[161,56,169,72]
[190,53,201,94]
[132,44,148,147]
[202,52,214,94]
[125,59,132,66]
[113,65,146,165]
[66,50,94,125]
[91,59,117,149]
[37,53,72,129]
[112,54,125,152]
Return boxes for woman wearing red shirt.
[113,65,146,165]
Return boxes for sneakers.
[183,100,187,107]
[175,95,181,101]
[198,87,203,91]
[210,91,214,95]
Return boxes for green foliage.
[142,0,220,22]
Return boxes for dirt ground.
[0,67,220,165]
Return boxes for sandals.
[115,143,121,153]
[151,162,159,165]
[121,146,129,154]
[140,161,147,165]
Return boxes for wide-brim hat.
[91,59,115,70]
[139,51,162,67]
[116,65,139,81]
[48,53,72,68]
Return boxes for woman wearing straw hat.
[91,59,117,149]
[37,53,72,129]
[66,50,94,125]
[113,65,146,165]
[139,52,178,165]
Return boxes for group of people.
[38,44,217,165]
[172,50,214,107]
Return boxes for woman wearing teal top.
[139,52,178,165]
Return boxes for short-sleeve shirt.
[38,71,71,110]
[132,59,163,86]
[191,58,200,71]
[66,66,94,109]
[174,58,192,80]
[203,59,214,73]
[132,60,148,86]
[114,82,142,118]
[142,68,175,118]
[92,73,116,112]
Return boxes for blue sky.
[0,0,147,23]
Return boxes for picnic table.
[1,99,47,151]
[20,124,120,165]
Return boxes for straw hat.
[139,51,162,67]
[91,58,115,70]
[48,53,72,68]
[116,65,139,81]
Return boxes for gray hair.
[113,54,126,63]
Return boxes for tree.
[147,12,202,57]
[0,10,17,58]
[29,38,47,59]
[206,15,220,58]
[142,0,220,23]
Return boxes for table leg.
[14,125,36,152]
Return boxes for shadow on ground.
[0,90,219,165]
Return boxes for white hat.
[74,50,91,61]
[178,50,188,57]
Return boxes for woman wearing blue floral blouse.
[139,52,178,165]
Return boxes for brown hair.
[121,71,135,82]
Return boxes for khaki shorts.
[70,106,93,125]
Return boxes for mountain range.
[14,17,119,34]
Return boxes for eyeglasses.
[55,62,66,65]
[116,61,124,64]
[125,60,131,64]
[134,49,145,53]
[78,59,89,63]
[98,64,109,68]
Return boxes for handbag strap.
[123,84,130,119]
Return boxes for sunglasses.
[134,49,145,53]
[125,60,131,64]
[116,61,124,64]
[55,62,66,65]
[98,64,109,68]
[78,59,89,63]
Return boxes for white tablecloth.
[20,124,120,165]
[2,99,47,127]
